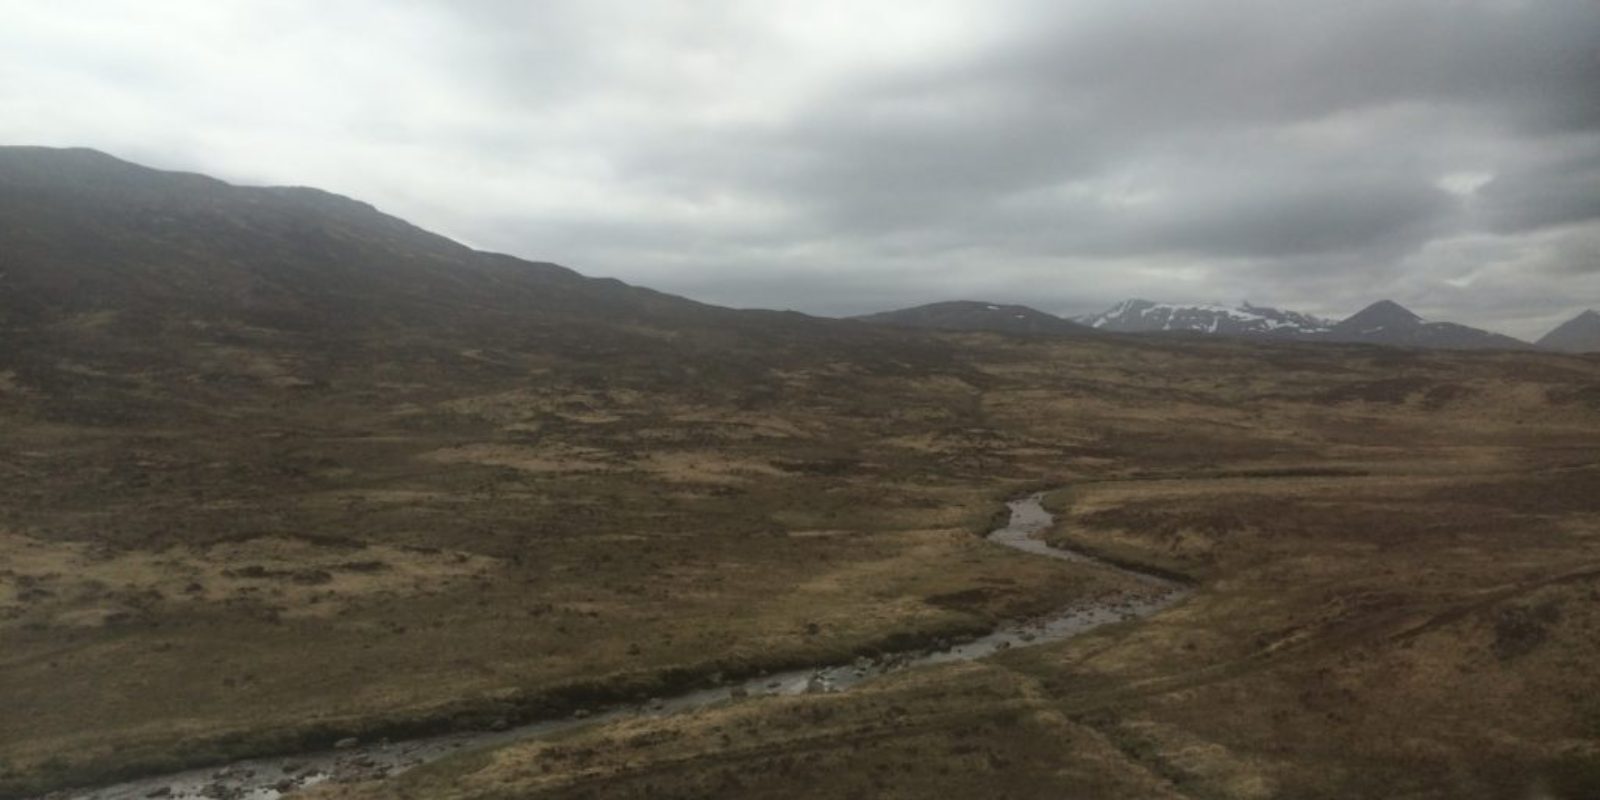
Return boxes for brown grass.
[4,332,1600,798]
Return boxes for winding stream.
[42,492,1190,800]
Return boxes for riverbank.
[41,493,1187,800]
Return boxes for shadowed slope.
[1538,310,1600,353]
[1327,300,1535,351]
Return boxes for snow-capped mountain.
[1077,299,1333,338]
[1079,298,1536,350]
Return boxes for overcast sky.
[3,1,1598,338]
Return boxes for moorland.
[2,147,1599,799]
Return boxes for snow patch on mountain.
[1077,299,1333,337]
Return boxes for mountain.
[1078,299,1332,338]
[0,146,733,332]
[1537,310,1600,353]
[0,150,948,339]
[1327,300,1535,351]
[1327,299,1425,342]
[0,146,967,430]
[1077,297,1536,351]
[853,300,1090,336]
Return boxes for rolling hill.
[853,300,1090,336]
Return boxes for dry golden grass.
[0,531,496,627]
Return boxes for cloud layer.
[3,1,1597,337]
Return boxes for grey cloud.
[545,1,1596,264]
[985,0,1600,134]
[2,0,1598,337]
[1477,143,1600,235]
[1540,225,1600,276]
[1137,173,1459,259]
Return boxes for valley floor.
[4,332,1600,799]
[308,448,1600,800]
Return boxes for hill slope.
[1077,297,1534,351]
[1537,310,1600,353]
[0,146,964,427]
[854,300,1089,336]
[0,146,967,344]
[1326,300,1536,351]
[0,147,701,330]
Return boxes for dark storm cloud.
[2,0,1598,338]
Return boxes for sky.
[2,1,1598,339]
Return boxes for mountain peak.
[1326,300,1536,350]
[1337,300,1424,331]
[1537,309,1600,353]
[1362,299,1422,319]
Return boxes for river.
[42,492,1190,800]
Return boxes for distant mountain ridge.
[1071,298,1538,351]
[852,301,1090,336]
[5,147,1577,359]
[858,296,1551,352]
[1077,299,1332,337]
